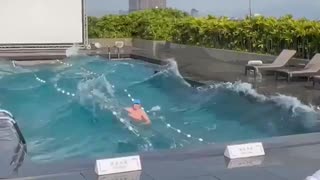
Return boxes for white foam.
[128,58,191,88]
[165,58,191,87]
[149,106,161,112]
[77,76,153,148]
[205,81,314,113]
[66,44,80,57]
[269,94,314,113]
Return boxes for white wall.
[0,0,84,45]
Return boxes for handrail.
[0,110,27,146]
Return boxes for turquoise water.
[0,56,319,163]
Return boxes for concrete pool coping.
[1,43,320,179]
[3,132,320,180]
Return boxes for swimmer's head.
[133,99,141,109]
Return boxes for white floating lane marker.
[56,59,73,67]
[34,74,47,84]
[54,82,76,98]
[79,66,102,77]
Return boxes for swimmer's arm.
[125,107,131,112]
[141,111,151,125]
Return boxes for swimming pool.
[0,56,319,163]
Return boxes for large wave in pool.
[0,55,319,163]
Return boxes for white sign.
[95,155,142,176]
[224,142,265,159]
[248,60,263,65]
[226,156,264,169]
[98,171,141,180]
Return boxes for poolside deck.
[2,132,320,180]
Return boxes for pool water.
[0,56,319,163]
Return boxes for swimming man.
[125,99,151,125]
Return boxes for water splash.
[148,106,161,112]
[66,44,80,57]
[128,58,190,88]
[269,94,314,114]
[165,58,191,87]
[204,81,315,113]
[77,76,153,149]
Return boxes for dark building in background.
[190,8,199,17]
[129,0,166,12]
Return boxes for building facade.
[129,0,166,12]
[190,8,199,17]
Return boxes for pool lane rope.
[26,60,204,145]
[33,72,76,97]
[53,82,76,97]
[56,59,73,67]
[123,88,205,143]
[18,61,152,147]
[80,67,100,76]
[34,74,46,84]
[75,60,206,143]
[55,60,153,146]
[34,61,144,141]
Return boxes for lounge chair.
[312,75,320,87]
[245,49,297,76]
[275,53,320,82]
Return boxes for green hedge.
[89,9,320,58]
[88,9,188,41]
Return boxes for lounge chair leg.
[287,76,290,82]
[245,67,248,76]
[275,72,278,80]
[254,69,256,78]
[313,80,316,87]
